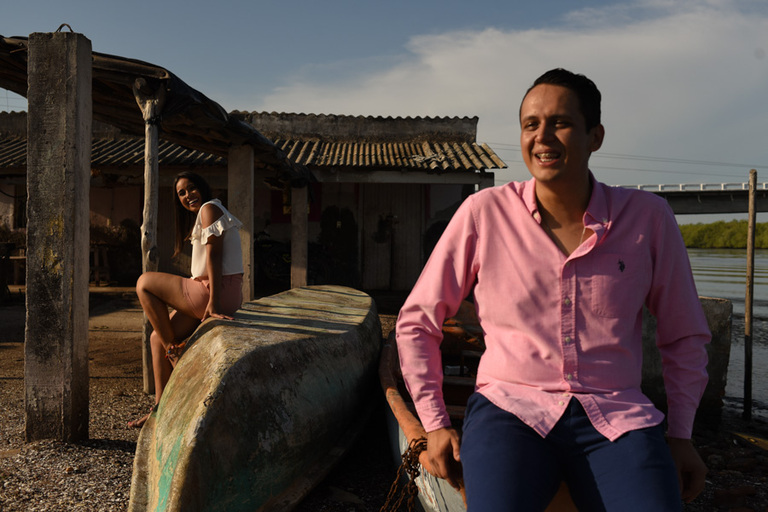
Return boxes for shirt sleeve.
[646,203,711,439]
[396,197,480,432]
[193,202,243,245]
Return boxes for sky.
[3,0,768,222]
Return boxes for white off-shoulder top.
[189,199,244,278]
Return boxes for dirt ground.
[0,287,404,511]
[1,287,768,511]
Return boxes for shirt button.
[564,297,572,306]
[564,336,572,344]
[565,374,573,381]
[558,401,565,406]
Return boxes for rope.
[379,437,427,512]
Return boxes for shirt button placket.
[561,262,578,390]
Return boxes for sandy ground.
[1,287,767,511]
[0,288,402,511]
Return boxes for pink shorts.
[182,274,243,319]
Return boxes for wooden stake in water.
[744,169,757,421]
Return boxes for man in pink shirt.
[396,68,710,510]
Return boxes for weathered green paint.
[129,286,382,512]
[156,430,182,512]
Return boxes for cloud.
[263,0,768,185]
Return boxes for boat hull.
[384,405,467,512]
[129,285,382,512]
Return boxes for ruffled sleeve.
[190,200,243,245]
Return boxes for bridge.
[619,182,768,215]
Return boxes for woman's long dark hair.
[173,171,213,258]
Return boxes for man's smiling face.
[519,83,604,187]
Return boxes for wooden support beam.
[24,31,92,442]
[133,77,166,394]
[290,185,308,288]
[228,145,255,301]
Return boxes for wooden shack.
[0,111,505,293]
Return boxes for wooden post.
[228,145,254,301]
[24,31,92,442]
[291,185,308,288]
[743,169,757,420]
[133,78,165,394]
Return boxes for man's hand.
[425,427,463,490]
[667,437,707,503]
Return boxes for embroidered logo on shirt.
[618,259,626,272]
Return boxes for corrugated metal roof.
[0,136,225,170]
[240,112,506,172]
[273,138,505,172]
[91,138,225,167]
[237,112,481,143]
[0,34,309,185]
[0,136,24,168]
[0,112,506,173]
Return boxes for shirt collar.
[524,172,611,234]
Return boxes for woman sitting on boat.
[129,171,244,428]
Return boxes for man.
[396,68,709,511]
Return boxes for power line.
[500,158,756,181]
[487,141,767,170]
[595,152,766,170]
[588,165,756,180]
[488,143,763,180]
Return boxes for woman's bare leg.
[136,272,201,350]
[150,310,200,403]
[130,272,203,428]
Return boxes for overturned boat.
[129,285,382,512]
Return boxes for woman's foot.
[166,341,187,367]
[127,405,158,429]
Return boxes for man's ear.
[590,124,605,152]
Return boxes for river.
[687,248,768,421]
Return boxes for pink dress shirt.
[396,175,710,441]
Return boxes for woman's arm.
[200,203,230,320]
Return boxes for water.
[688,248,768,319]
[687,248,768,420]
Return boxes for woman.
[129,171,244,428]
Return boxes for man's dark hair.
[522,68,602,132]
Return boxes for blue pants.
[460,393,682,511]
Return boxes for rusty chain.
[379,436,427,512]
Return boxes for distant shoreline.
[680,220,767,249]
